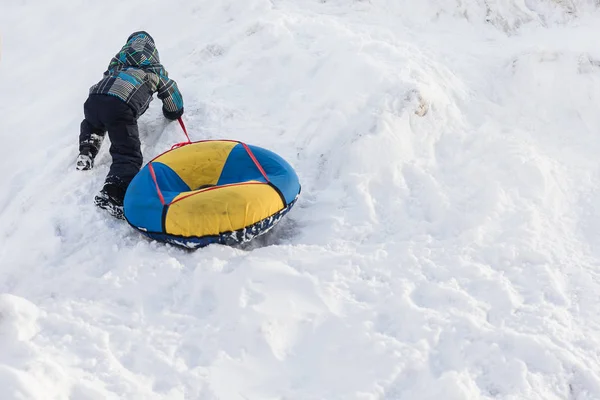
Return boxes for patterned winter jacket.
[89,31,184,120]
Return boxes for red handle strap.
[171,117,192,149]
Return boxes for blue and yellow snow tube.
[123,140,300,249]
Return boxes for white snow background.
[2,0,600,399]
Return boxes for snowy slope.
[2,0,600,399]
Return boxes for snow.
[2,0,600,398]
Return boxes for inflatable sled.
[123,140,300,249]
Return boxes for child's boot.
[94,183,125,219]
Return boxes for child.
[77,31,184,219]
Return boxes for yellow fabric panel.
[154,141,237,189]
[165,183,284,237]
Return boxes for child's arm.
[157,71,184,120]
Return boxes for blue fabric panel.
[151,162,190,204]
[248,145,300,204]
[123,162,190,233]
[124,165,164,232]
[217,143,267,186]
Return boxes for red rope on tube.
[241,142,270,183]
[148,162,166,206]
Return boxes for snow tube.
[123,140,300,249]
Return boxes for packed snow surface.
[2,0,600,399]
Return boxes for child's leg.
[87,95,142,217]
[79,120,105,159]
[104,119,142,202]
[77,98,106,170]
[78,123,106,171]
[93,119,141,218]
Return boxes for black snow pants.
[80,94,142,199]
